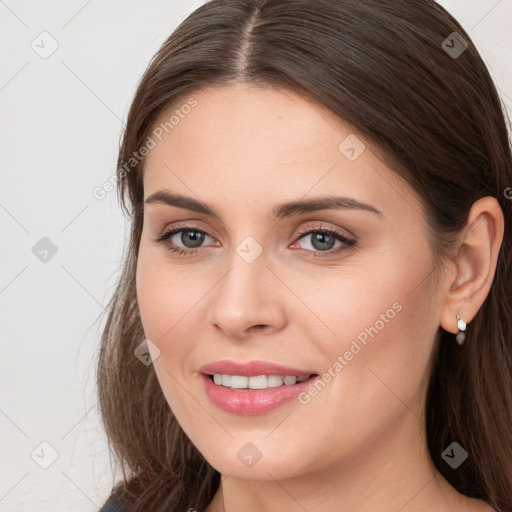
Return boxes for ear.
[439,196,504,334]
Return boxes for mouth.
[199,372,320,415]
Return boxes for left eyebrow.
[144,190,383,218]
[272,196,383,218]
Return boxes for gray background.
[1,1,510,510]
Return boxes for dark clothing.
[98,495,128,512]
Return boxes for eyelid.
[292,221,355,241]
[156,219,213,235]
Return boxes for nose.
[207,254,288,341]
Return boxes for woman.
[97,0,512,510]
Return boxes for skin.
[136,83,503,512]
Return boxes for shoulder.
[98,495,131,512]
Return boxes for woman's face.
[136,83,445,481]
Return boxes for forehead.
[148,83,348,160]
[142,84,419,222]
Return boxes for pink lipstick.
[198,360,319,415]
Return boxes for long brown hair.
[96,1,512,510]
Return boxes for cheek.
[135,247,220,414]
[135,251,206,429]
[275,252,414,354]
[287,254,438,430]
[136,246,209,347]
[309,271,437,440]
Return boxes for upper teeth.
[212,374,310,389]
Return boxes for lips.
[197,359,320,414]
[198,359,315,378]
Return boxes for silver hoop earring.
[456,313,466,345]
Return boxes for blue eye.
[155,227,213,257]
[294,228,355,254]
[155,226,356,258]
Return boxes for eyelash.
[154,225,356,258]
